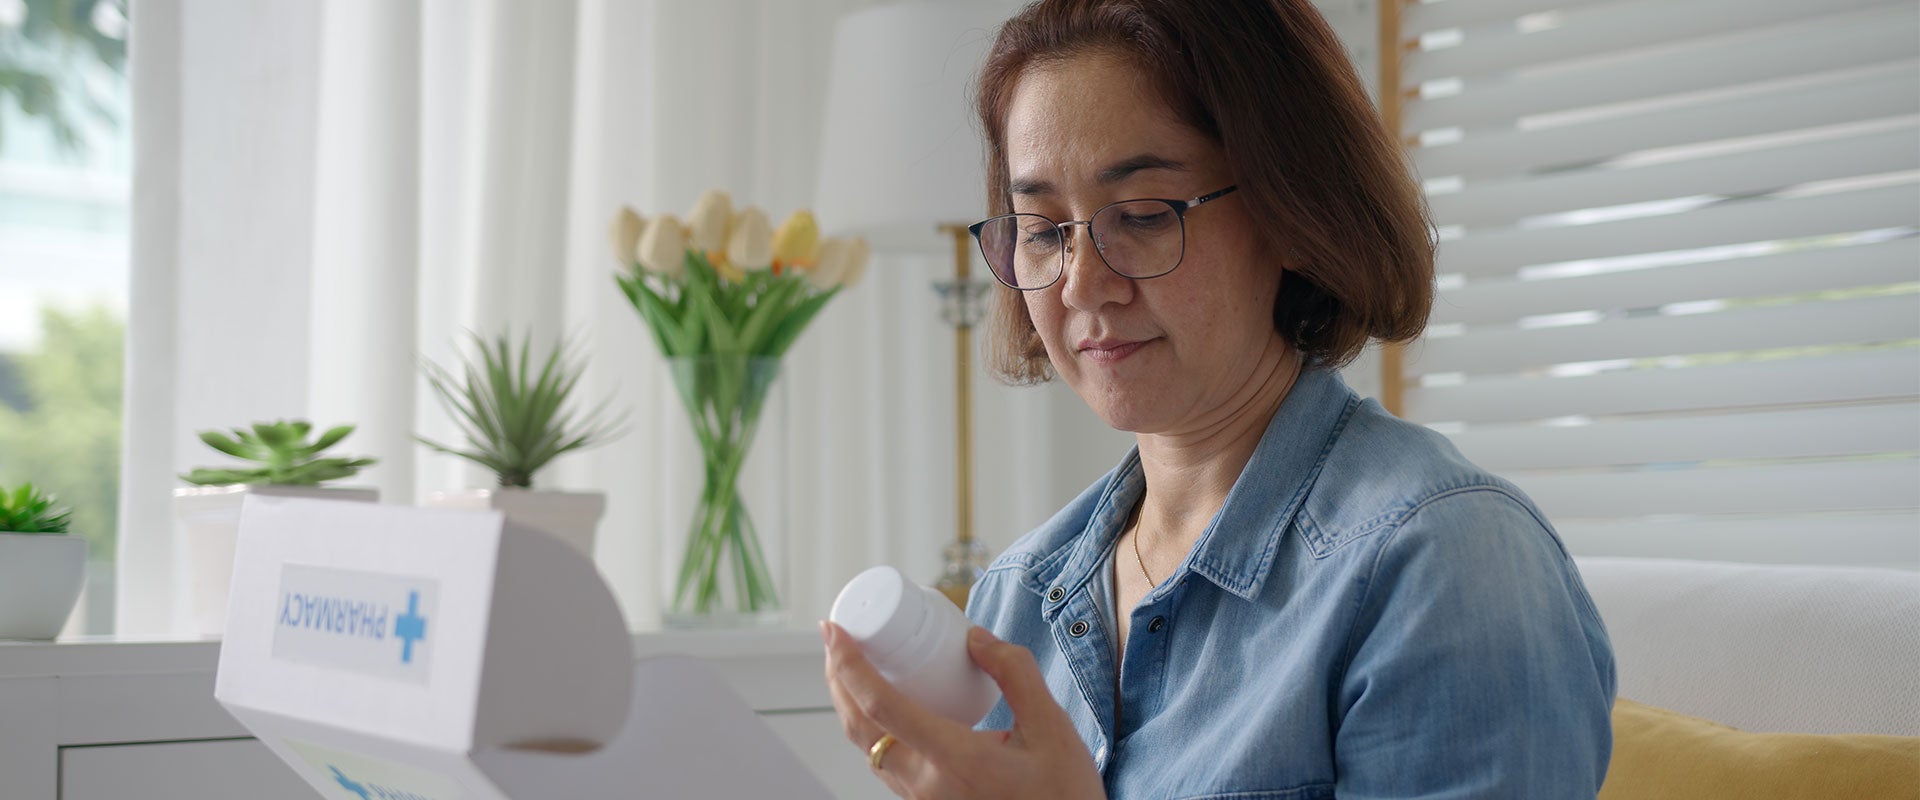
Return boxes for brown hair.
[977,0,1433,384]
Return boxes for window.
[0,0,131,633]
[1385,0,1919,568]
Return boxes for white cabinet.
[0,632,894,800]
[60,740,313,800]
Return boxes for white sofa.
[1573,556,1920,737]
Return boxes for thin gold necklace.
[1126,355,1302,594]
[1130,504,1157,589]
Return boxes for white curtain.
[120,0,1135,635]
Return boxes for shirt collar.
[1022,366,1360,610]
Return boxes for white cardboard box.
[214,495,832,799]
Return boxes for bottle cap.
[829,565,930,665]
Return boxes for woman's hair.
[977,0,1434,383]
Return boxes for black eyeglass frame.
[967,185,1239,291]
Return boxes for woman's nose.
[1058,224,1131,310]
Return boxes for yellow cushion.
[1601,697,1920,800]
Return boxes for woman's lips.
[1079,338,1152,364]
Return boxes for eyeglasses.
[968,185,1238,291]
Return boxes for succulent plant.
[181,420,377,486]
[417,331,625,489]
[0,483,74,534]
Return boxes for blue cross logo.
[393,590,427,664]
[330,765,372,800]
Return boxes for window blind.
[1385,0,1920,568]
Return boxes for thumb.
[968,626,1071,737]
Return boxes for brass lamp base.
[931,223,996,610]
[933,539,994,609]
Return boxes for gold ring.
[867,733,898,770]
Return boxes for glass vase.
[661,355,788,629]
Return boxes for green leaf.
[180,468,269,486]
[197,430,253,459]
[695,291,742,354]
[764,288,839,357]
[252,421,299,452]
[422,360,492,451]
[289,457,378,485]
[614,271,642,307]
[639,277,697,355]
[303,424,355,456]
[617,273,678,354]
[680,297,708,354]
[736,278,801,355]
[716,278,748,324]
[681,250,717,297]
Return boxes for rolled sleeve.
[1333,487,1616,799]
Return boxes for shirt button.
[1147,616,1166,633]
[1069,620,1089,637]
[1047,586,1066,603]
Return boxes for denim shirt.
[965,367,1616,799]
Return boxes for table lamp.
[815,1,1008,608]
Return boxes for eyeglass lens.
[977,199,1184,289]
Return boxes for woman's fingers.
[823,638,880,744]
[822,621,976,768]
[820,625,931,797]
[965,626,1074,744]
[867,734,950,798]
[863,735,916,797]
[822,624,909,762]
[817,675,921,790]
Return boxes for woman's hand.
[821,620,1106,800]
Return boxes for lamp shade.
[814,2,1008,250]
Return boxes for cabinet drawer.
[58,715,891,800]
[60,739,315,800]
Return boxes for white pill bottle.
[830,565,1003,726]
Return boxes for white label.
[271,564,440,684]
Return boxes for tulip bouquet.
[611,189,868,623]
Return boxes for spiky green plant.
[416,332,625,489]
[181,420,377,486]
[0,483,73,534]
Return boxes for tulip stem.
[669,356,782,618]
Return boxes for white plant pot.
[425,488,606,558]
[173,484,379,636]
[0,532,87,640]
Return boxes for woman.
[822,1,1616,797]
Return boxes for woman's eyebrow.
[1010,153,1190,197]
[1010,177,1054,196]
[1099,154,1188,184]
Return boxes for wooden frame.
[1379,0,1412,418]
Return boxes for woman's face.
[1005,52,1287,434]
